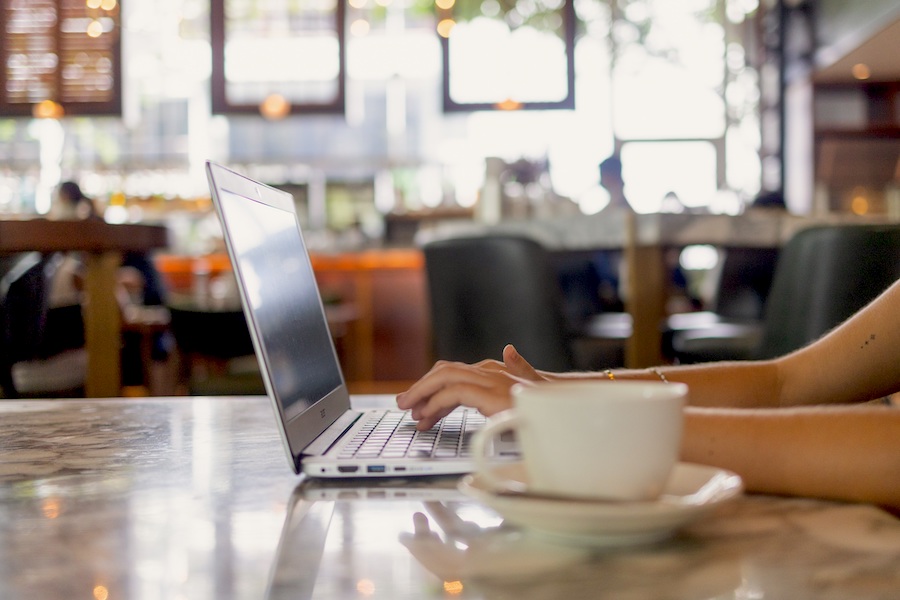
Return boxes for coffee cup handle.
[470,410,521,493]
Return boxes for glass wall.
[0,0,764,228]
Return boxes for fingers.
[412,382,513,430]
[397,361,491,410]
[502,344,542,380]
[412,511,432,535]
[396,359,517,430]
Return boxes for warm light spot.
[259,94,290,120]
[350,19,370,36]
[436,18,456,37]
[851,63,871,80]
[93,585,109,600]
[32,100,65,119]
[41,498,61,519]
[495,98,523,110]
[851,195,869,215]
[374,0,392,6]
[100,0,117,10]
[86,0,102,8]
[356,579,375,596]
[87,19,104,37]
[435,0,456,9]
[443,580,464,595]
[349,0,367,7]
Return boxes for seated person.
[398,279,900,509]
[52,181,172,386]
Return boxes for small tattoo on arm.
[860,333,876,349]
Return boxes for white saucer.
[458,462,743,547]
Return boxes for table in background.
[155,249,430,389]
[0,395,897,599]
[0,219,169,396]
[426,211,900,367]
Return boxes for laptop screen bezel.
[206,161,352,473]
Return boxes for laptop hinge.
[302,410,360,457]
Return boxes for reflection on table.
[0,395,897,599]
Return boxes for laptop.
[205,161,515,477]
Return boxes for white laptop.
[206,161,515,477]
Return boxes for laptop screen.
[216,187,343,419]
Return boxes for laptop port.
[337,465,359,473]
[366,465,386,473]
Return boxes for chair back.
[423,235,575,371]
[167,305,255,360]
[756,224,900,359]
[713,246,780,320]
[0,253,62,396]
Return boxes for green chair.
[670,224,900,363]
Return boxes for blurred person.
[748,190,788,212]
[52,180,172,387]
[54,180,103,221]
[598,154,634,213]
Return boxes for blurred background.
[1,0,898,394]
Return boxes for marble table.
[1,396,898,599]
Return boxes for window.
[438,0,576,111]
[210,0,346,116]
[0,0,122,117]
[609,0,761,212]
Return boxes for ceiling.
[814,17,900,83]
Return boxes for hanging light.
[851,63,871,80]
[495,98,522,110]
[32,100,65,119]
[437,18,455,37]
[260,94,291,120]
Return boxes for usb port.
[337,465,359,473]
[366,465,386,473]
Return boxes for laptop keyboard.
[337,408,485,460]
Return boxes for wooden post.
[624,213,666,368]
[83,251,123,397]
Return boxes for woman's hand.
[397,345,545,430]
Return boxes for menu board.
[0,0,121,116]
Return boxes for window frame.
[439,0,576,113]
[209,0,347,116]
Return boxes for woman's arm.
[607,278,900,408]
[682,405,900,508]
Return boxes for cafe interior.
[1,0,899,598]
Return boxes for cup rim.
[511,379,688,398]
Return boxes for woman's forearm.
[547,360,786,409]
[681,405,900,508]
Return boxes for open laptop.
[205,161,515,477]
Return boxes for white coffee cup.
[471,380,687,501]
